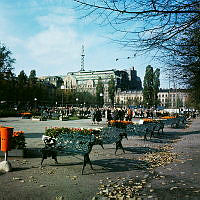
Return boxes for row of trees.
[0,43,117,110]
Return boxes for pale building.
[116,89,188,108]
[115,90,143,105]
[158,89,188,108]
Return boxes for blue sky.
[0,0,168,87]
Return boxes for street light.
[34,98,37,110]
[100,93,104,107]
[76,98,79,107]
[61,85,65,108]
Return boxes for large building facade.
[62,67,142,104]
[40,67,142,105]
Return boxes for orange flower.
[20,112,32,115]
[13,131,24,137]
[161,116,176,119]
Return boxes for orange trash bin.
[0,127,13,152]
[0,125,4,137]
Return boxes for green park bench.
[126,124,150,140]
[97,127,128,154]
[41,133,96,175]
[126,122,164,140]
[162,117,186,128]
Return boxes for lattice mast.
[80,45,85,71]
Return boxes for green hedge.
[0,110,20,117]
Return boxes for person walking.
[127,108,133,121]
[106,107,112,122]
[95,108,102,125]
[91,108,96,124]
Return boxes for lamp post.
[100,93,104,107]
[34,98,37,110]
[61,85,65,108]
[76,98,79,107]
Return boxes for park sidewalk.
[146,118,200,199]
[0,117,200,199]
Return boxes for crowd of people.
[39,105,198,124]
[40,106,158,123]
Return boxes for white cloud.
[26,25,80,64]
[37,10,75,28]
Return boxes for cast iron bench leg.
[52,152,58,164]
[82,153,93,175]
[144,134,147,141]
[41,157,45,166]
[115,140,125,155]
[41,149,58,165]
[150,130,154,139]
[41,149,47,165]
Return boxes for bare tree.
[73,0,200,52]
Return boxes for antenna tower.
[80,45,85,71]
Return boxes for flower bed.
[32,116,47,121]
[20,112,32,119]
[0,130,26,150]
[161,116,176,119]
[143,118,159,123]
[108,120,134,129]
[44,127,101,138]
[11,131,26,149]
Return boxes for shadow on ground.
[12,167,30,172]
[142,130,200,144]
[48,157,150,174]
[25,133,43,138]
[125,146,162,154]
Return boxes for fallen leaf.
[40,185,46,188]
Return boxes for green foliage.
[0,43,15,75]
[108,75,115,105]
[153,68,160,108]
[18,70,28,85]
[29,70,37,85]
[143,65,160,108]
[143,65,154,107]
[0,109,20,117]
